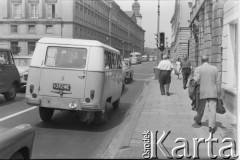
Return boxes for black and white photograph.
[0,0,239,159]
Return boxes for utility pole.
[156,0,160,65]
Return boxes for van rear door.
[38,46,87,99]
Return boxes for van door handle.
[78,75,85,79]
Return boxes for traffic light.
[155,32,160,48]
[159,32,165,51]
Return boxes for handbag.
[216,99,226,114]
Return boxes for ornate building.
[0,0,145,57]
[170,0,191,60]
[132,0,142,27]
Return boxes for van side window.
[45,47,87,69]
[112,53,117,69]
[109,52,113,69]
[118,55,122,69]
[104,51,109,69]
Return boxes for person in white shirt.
[157,55,173,96]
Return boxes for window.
[12,3,22,18]
[28,25,35,34]
[28,42,36,55]
[30,4,38,18]
[46,25,53,34]
[11,42,18,55]
[11,25,18,34]
[47,4,56,18]
[45,47,87,69]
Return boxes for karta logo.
[142,131,238,159]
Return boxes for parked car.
[141,55,148,62]
[0,124,35,159]
[122,59,134,84]
[14,56,32,87]
[149,56,154,62]
[0,48,21,101]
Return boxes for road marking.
[0,106,37,122]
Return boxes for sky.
[115,0,175,49]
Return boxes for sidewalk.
[113,75,238,159]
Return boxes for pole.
[156,0,160,65]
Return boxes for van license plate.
[53,83,70,91]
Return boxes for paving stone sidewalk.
[114,75,238,159]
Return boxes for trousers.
[182,68,191,88]
[194,98,217,128]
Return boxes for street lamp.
[122,40,125,59]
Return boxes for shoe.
[195,121,201,125]
[183,87,187,89]
[167,92,170,96]
[161,93,165,95]
[209,127,215,133]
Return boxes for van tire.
[4,84,17,101]
[10,151,24,159]
[39,107,54,122]
[112,98,120,109]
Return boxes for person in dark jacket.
[180,56,192,89]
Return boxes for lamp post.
[122,40,125,59]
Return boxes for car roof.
[38,37,120,53]
[13,56,32,59]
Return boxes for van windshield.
[45,47,87,69]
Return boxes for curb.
[101,77,154,159]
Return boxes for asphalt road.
[0,61,156,159]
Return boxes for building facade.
[170,0,191,60]
[189,0,239,116]
[221,0,239,115]
[0,0,145,58]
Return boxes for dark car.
[122,59,134,84]
[0,48,21,101]
[0,124,35,159]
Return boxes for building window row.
[75,3,109,30]
[10,24,53,34]
[11,1,57,19]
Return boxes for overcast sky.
[115,0,175,49]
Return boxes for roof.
[125,11,134,18]
[38,37,119,53]
[13,56,32,59]
[130,52,142,55]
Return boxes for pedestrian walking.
[180,56,192,89]
[157,55,173,96]
[193,56,221,133]
[176,58,181,79]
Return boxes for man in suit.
[180,56,192,89]
[193,56,221,133]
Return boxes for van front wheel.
[39,107,54,122]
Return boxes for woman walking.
[176,58,181,79]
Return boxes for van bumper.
[25,98,41,106]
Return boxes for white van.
[25,38,124,123]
